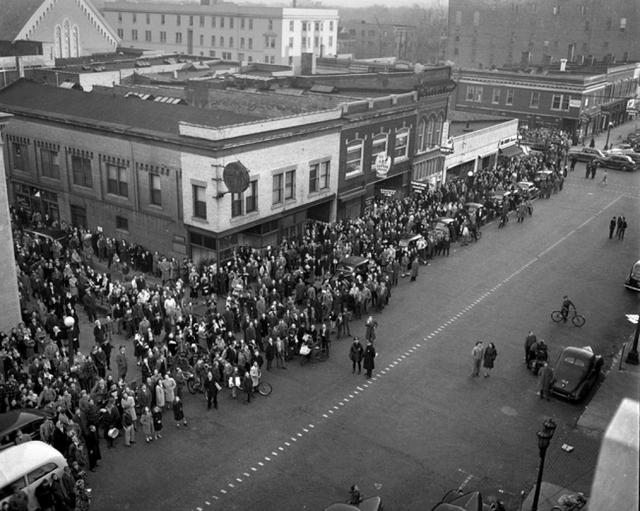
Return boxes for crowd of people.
[0,132,570,509]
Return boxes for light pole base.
[626,350,639,365]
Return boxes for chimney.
[560,58,567,72]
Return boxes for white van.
[0,441,68,510]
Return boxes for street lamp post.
[604,121,614,150]
[626,313,640,365]
[531,418,557,511]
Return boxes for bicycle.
[256,380,272,396]
[551,309,586,327]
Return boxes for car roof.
[560,346,595,360]
[339,256,369,265]
[0,441,66,487]
[517,181,534,186]
[0,410,50,438]
[465,202,484,208]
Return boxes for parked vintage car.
[568,147,605,163]
[624,259,640,292]
[335,256,371,280]
[464,202,488,225]
[398,234,426,251]
[594,153,637,172]
[0,410,53,451]
[551,346,603,402]
[516,181,539,200]
[605,148,640,165]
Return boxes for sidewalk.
[520,344,640,511]
[586,117,640,150]
[577,344,640,434]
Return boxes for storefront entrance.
[13,183,60,224]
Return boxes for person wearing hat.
[363,340,376,379]
[349,484,362,505]
[349,338,364,374]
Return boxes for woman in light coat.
[163,374,176,409]
[155,380,165,409]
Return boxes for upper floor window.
[272,173,283,205]
[161,14,165,25]
[40,148,60,179]
[529,91,540,108]
[200,15,205,27]
[417,118,427,152]
[394,128,410,160]
[11,142,27,171]
[71,155,92,188]
[229,17,234,29]
[189,16,194,26]
[245,180,257,213]
[268,19,274,30]
[176,32,182,44]
[231,192,243,217]
[107,163,128,197]
[289,20,294,31]
[345,139,363,177]
[192,184,206,219]
[211,16,216,28]
[118,12,122,23]
[176,15,181,26]
[241,18,245,29]
[149,173,162,206]
[465,85,483,103]
[309,161,330,193]
[249,18,253,29]
[432,115,443,147]
[492,88,500,104]
[284,169,296,200]
[146,13,150,24]
[132,13,137,23]
[370,133,388,168]
[505,89,514,105]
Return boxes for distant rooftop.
[101,1,338,16]
[449,109,514,136]
[0,79,263,137]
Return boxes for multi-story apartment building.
[337,21,417,62]
[0,112,21,332]
[452,63,640,144]
[101,0,338,67]
[447,0,640,69]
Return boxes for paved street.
[85,147,639,511]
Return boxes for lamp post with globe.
[531,418,557,511]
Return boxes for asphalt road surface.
[86,165,639,511]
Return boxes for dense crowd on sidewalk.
[0,132,569,509]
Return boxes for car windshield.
[563,356,586,367]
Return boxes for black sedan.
[568,147,605,163]
[551,346,603,402]
[594,154,637,172]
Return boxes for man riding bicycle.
[561,295,575,322]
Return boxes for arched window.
[426,116,435,148]
[54,25,62,58]
[62,19,70,58]
[432,114,444,147]
[417,117,427,152]
[71,25,79,57]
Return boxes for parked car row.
[568,145,639,171]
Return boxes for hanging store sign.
[374,152,392,178]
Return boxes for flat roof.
[0,79,263,136]
[102,1,337,16]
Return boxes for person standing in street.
[538,362,555,400]
[471,341,484,377]
[364,316,378,344]
[349,338,364,374]
[618,216,627,240]
[410,257,419,282]
[525,331,537,365]
[482,342,497,377]
[609,217,617,239]
[616,216,624,239]
[204,371,218,410]
[363,340,376,378]
[115,346,127,382]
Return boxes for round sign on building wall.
[223,161,251,193]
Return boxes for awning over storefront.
[500,144,523,158]
[338,187,366,201]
